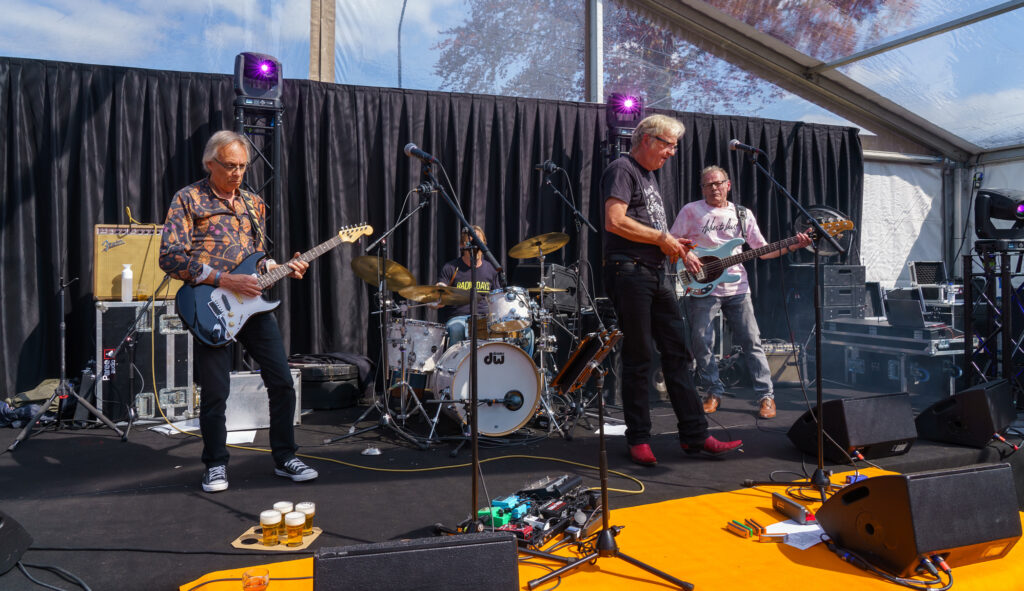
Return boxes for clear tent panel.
[837,8,1024,149]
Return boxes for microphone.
[404,142,440,164]
[729,139,764,155]
[502,390,524,412]
[534,160,558,173]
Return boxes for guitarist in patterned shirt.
[159,130,318,493]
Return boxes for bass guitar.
[176,223,373,347]
[675,220,853,297]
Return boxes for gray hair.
[631,114,685,148]
[701,165,729,182]
[201,130,250,173]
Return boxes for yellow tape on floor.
[180,469,1024,591]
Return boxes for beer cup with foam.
[259,510,282,546]
[284,511,305,546]
[295,501,315,536]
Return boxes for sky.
[1,0,1021,150]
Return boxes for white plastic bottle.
[121,264,133,302]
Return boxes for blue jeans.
[604,259,707,447]
[683,293,773,400]
[446,315,535,357]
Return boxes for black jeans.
[196,312,297,467]
[604,259,707,446]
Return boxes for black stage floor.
[2,383,1021,591]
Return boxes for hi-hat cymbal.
[351,256,417,291]
[399,285,471,306]
[527,287,568,293]
[508,232,570,259]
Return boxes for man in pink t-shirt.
[670,165,810,419]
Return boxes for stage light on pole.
[233,52,283,109]
[605,93,644,129]
[975,188,1024,240]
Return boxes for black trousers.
[604,259,707,446]
[195,312,297,467]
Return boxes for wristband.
[213,270,222,287]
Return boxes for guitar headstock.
[338,223,374,242]
[812,219,855,238]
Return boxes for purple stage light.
[234,52,283,102]
[605,93,644,129]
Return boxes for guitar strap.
[239,190,271,255]
[735,204,748,242]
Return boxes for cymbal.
[508,232,570,259]
[351,256,417,291]
[399,285,471,306]
[527,287,568,293]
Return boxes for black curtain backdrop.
[0,57,862,395]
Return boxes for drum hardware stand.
[327,200,432,450]
[529,249,567,439]
[736,148,848,504]
[528,330,697,591]
[9,274,124,451]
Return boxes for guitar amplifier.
[93,224,182,300]
[94,301,194,422]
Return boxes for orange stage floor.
[181,469,1023,591]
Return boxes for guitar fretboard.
[256,224,370,289]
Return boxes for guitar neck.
[256,234,347,290]
[714,235,802,268]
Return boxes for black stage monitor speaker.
[787,392,917,464]
[0,510,32,575]
[817,463,1021,577]
[313,532,518,591]
[915,379,1016,448]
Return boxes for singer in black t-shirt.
[602,114,742,466]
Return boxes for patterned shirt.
[159,178,268,283]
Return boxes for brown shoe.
[703,394,721,414]
[758,398,776,419]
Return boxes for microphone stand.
[108,278,172,441]
[738,148,845,503]
[419,162,502,524]
[9,275,124,451]
[542,167,599,429]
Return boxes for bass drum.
[429,341,540,436]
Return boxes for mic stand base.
[8,381,123,452]
[324,397,429,450]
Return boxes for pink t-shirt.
[670,200,767,297]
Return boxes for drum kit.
[347,231,602,445]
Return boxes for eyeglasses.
[652,135,678,152]
[701,179,729,189]
[213,157,248,173]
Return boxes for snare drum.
[386,319,446,373]
[428,341,540,436]
[485,287,532,333]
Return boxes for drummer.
[436,225,534,356]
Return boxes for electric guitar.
[675,220,853,297]
[176,223,373,347]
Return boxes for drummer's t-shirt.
[439,257,501,321]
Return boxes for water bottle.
[121,264,133,302]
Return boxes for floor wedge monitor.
[0,510,32,575]
[817,463,1021,577]
[915,379,1016,448]
[313,532,518,591]
[787,392,916,464]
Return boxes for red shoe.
[681,435,743,456]
[629,443,658,466]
